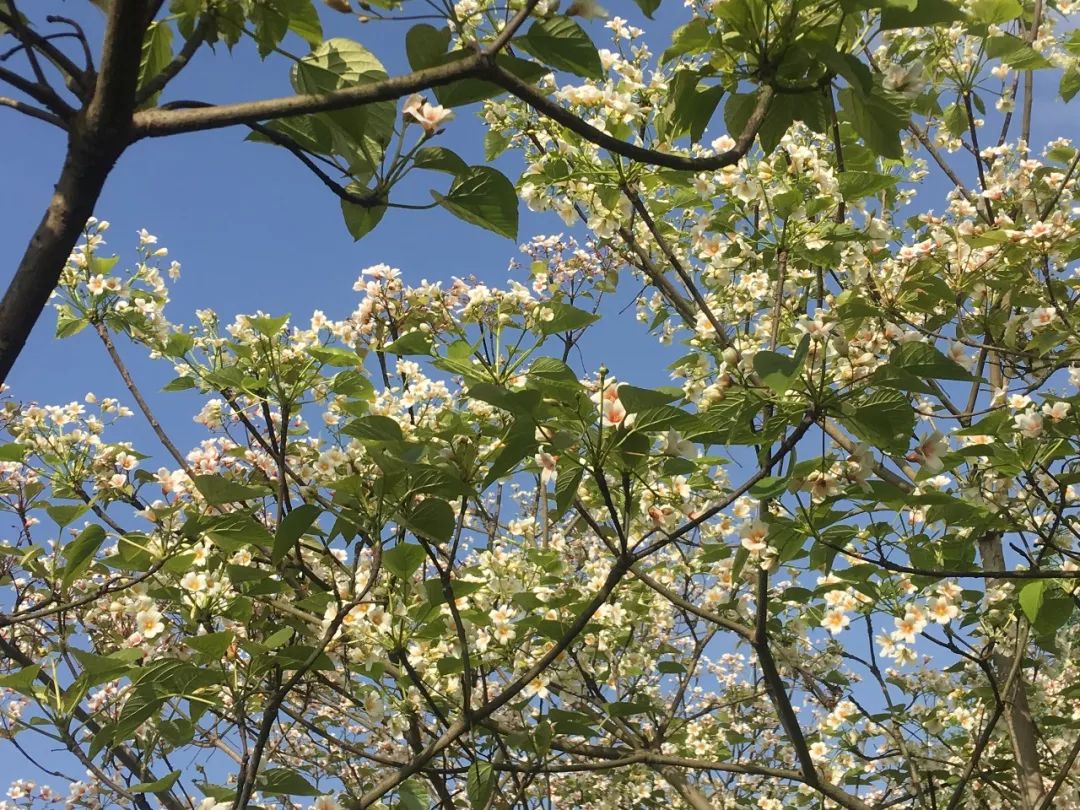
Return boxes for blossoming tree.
[3,0,1080,809]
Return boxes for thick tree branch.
[133,55,491,137]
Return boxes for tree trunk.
[0,134,119,385]
[979,531,1045,809]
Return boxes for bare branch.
[0,94,64,126]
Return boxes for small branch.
[93,321,194,477]
[44,16,95,74]
[1034,731,1080,810]
[485,0,540,54]
[0,64,74,118]
[0,95,65,127]
[623,187,728,341]
[492,66,775,171]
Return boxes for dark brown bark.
[0,0,150,384]
[0,135,118,383]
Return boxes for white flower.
[661,429,697,459]
[1026,306,1057,330]
[821,609,851,635]
[1013,409,1044,438]
[535,451,558,486]
[907,431,947,471]
[1042,401,1071,422]
[740,520,769,553]
[135,608,164,639]
[403,94,454,135]
[180,572,208,592]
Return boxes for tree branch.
[133,55,491,137]
[0,94,64,126]
[491,66,775,171]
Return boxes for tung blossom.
[403,94,454,135]
[1014,409,1045,438]
[535,451,558,486]
[907,431,948,471]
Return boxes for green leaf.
[617,386,681,412]
[383,542,428,580]
[842,389,914,455]
[1019,580,1072,635]
[342,198,386,240]
[63,524,107,588]
[1019,580,1046,626]
[0,443,25,462]
[342,415,404,442]
[192,474,269,504]
[398,779,431,810]
[293,38,394,170]
[518,17,602,79]
[256,768,319,797]
[383,330,433,356]
[750,475,791,499]
[185,631,235,659]
[1061,69,1080,103]
[664,70,724,143]
[309,346,363,368]
[880,0,963,29]
[434,167,519,239]
[466,762,495,809]
[403,498,455,543]
[986,34,1053,69]
[838,171,898,200]
[48,503,89,528]
[539,301,600,334]
[405,24,451,71]
[0,666,41,697]
[281,0,322,46]
[889,342,981,382]
[968,0,1021,23]
[264,627,293,649]
[247,314,290,337]
[413,146,469,175]
[753,335,810,395]
[272,504,321,565]
[553,459,584,520]
[137,22,173,108]
[632,0,662,17]
[130,771,181,794]
[484,130,510,160]
[839,87,907,160]
[724,93,759,145]
[662,19,713,64]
